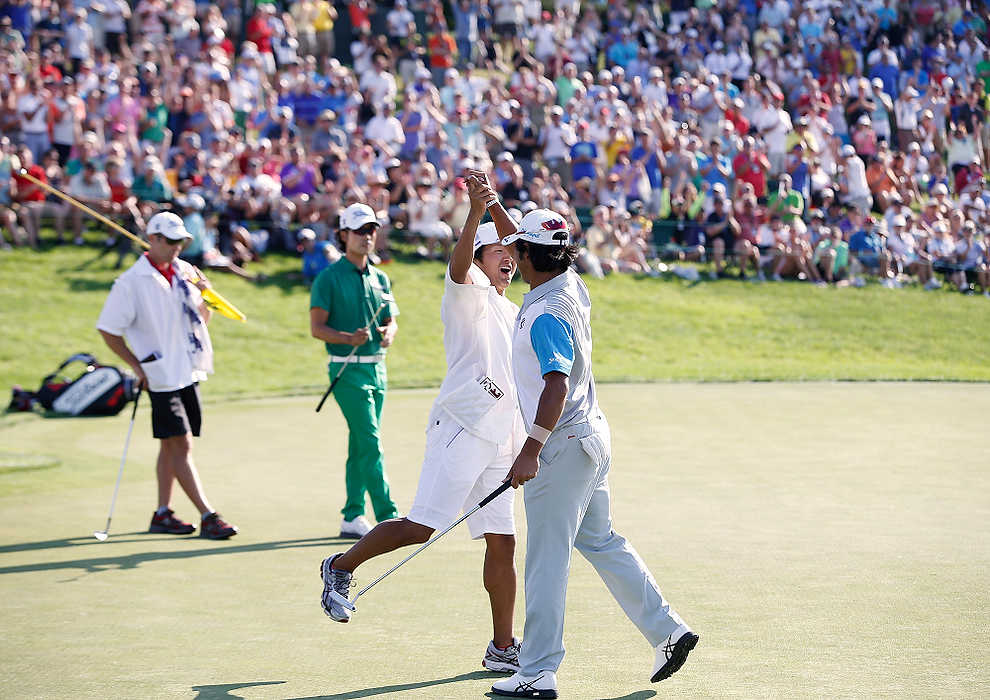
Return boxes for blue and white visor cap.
[501,209,570,246]
[339,203,379,230]
[473,222,500,252]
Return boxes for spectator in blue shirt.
[607,28,638,68]
[299,228,341,284]
[848,219,893,281]
[876,1,898,31]
[697,139,731,191]
[869,52,900,99]
[1,0,31,38]
[569,122,599,184]
[629,130,664,213]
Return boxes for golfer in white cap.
[321,180,525,673]
[96,212,238,540]
[478,190,698,698]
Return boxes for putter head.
[329,589,356,612]
[93,531,109,541]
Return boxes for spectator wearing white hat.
[886,214,939,289]
[539,105,576,186]
[837,144,872,214]
[868,77,894,143]
[385,0,415,46]
[753,91,791,176]
[894,86,921,151]
[852,114,878,159]
[298,227,341,284]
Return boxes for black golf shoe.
[149,508,196,535]
[651,623,699,682]
[200,512,238,539]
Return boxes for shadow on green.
[0,536,355,575]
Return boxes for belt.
[329,354,384,364]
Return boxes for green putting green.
[0,384,987,699]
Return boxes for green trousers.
[330,362,398,522]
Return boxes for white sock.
[156,506,170,516]
[201,511,215,520]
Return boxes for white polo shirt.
[512,269,597,432]
[97,255,213,392]
[433,264,520,445]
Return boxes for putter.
[329,480,513,612]
[93,389,141,541]
[315,294,393,412]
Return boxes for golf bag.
[17,353,139,416]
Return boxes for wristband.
[484,193,500,208]
[529,425,552,445]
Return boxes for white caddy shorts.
[407,413,515,539]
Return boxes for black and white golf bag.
[20,353,139,416]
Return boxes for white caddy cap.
[147,211,192,240]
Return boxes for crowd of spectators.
[1,0,990,294]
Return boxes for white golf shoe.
[339,516,372,539]
[491,671,558,699]
[482,637,521,673]
[320,553,353,623]
[651,623,699,682]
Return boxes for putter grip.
[315,379,335,412]
[478,480,512,508]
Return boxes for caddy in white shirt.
[320,185,525,674]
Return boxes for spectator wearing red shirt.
[733,136,770,199]
[427,19,457,84]
[954,156,983,195]
[348,0,372,33]
[724,98,750,139]
[246,5,275,73]
[12,145,46,247]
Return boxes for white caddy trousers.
[518,412,685,676]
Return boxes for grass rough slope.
[1,244,989,400]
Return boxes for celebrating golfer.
[483,194,699,698]
[320,179,524,673]
[310,203,400,538]
[96,212,238,540]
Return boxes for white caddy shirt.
[97,256,213,392]
[433,264,521,446]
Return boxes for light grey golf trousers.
[518,412,685,676]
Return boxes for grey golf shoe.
[320,553,353,623]
[483,637,521,673]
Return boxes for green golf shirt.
[310,256,399,357]
[766,190,804,223]
[814,239,849,274]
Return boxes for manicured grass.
[1,241,989,402]
[0,384,987,698]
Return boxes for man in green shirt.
[813,227,850,285]
[766,174,804,225]
[310,203,400,538]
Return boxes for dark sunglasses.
[154,234,185,246]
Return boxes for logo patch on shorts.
[478,375,504,400]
